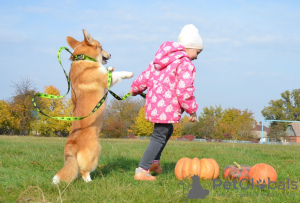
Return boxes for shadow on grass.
[91,156,177,179]
[91,157,139,179]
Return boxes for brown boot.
[134,168,156,181]
[149,162,163,174]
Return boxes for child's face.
[186,48,202,60]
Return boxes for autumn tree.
[31,85,72,136]
[262,89,300,128]
[9,78,36,135]
[0,100,14,134]
[171,116,189,138]
[195,106,255,140]
[131,106,154,137]
[172,122,184,137]
[217,108,255,140]
[101,96,144,138]
[196,106,223,139]
[181,115,197,136]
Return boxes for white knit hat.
[178,24,203,50]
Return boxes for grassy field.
[0,135,300,202]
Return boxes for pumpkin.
[223,162,251,181]
[248,163,277,185]
[174,157,219,180]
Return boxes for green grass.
[0,136,300,202]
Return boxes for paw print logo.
[256,179,266,189]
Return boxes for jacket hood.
[153,41,189,70]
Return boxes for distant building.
[285,123,300,143]
[252,121,271,139]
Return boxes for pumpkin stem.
[233,162,241,169]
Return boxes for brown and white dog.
[52,29,133,184]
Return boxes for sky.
[0,0,299,123]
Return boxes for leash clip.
[75,55,84,60]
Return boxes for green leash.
[32,47,145,121]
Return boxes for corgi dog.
[52,29,133,184]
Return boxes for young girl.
[130,24,203,181]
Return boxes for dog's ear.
[66,36,80,50]
[83,29,94,46]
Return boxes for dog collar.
[73,54,96,62]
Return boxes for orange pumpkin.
[248,163,277,185]
[175,157,219,180]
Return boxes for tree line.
[1,79,299,140]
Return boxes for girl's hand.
[189,112,197,122]
[129,89,138,96]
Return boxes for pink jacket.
[130,41,198,123]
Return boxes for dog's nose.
[109,54,111,58]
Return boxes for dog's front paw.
[108,67,115,72]
[123,72,134,79]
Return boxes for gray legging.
[139,123,174,170]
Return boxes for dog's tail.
[53,142,79,184]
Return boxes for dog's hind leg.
[82,173,92,183]
[77,142,101,183]
[78,154,99,182]
[53,141,79,184]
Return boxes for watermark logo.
[213,178,298,190]
[179,175,209,201]
[180,175,298,200]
